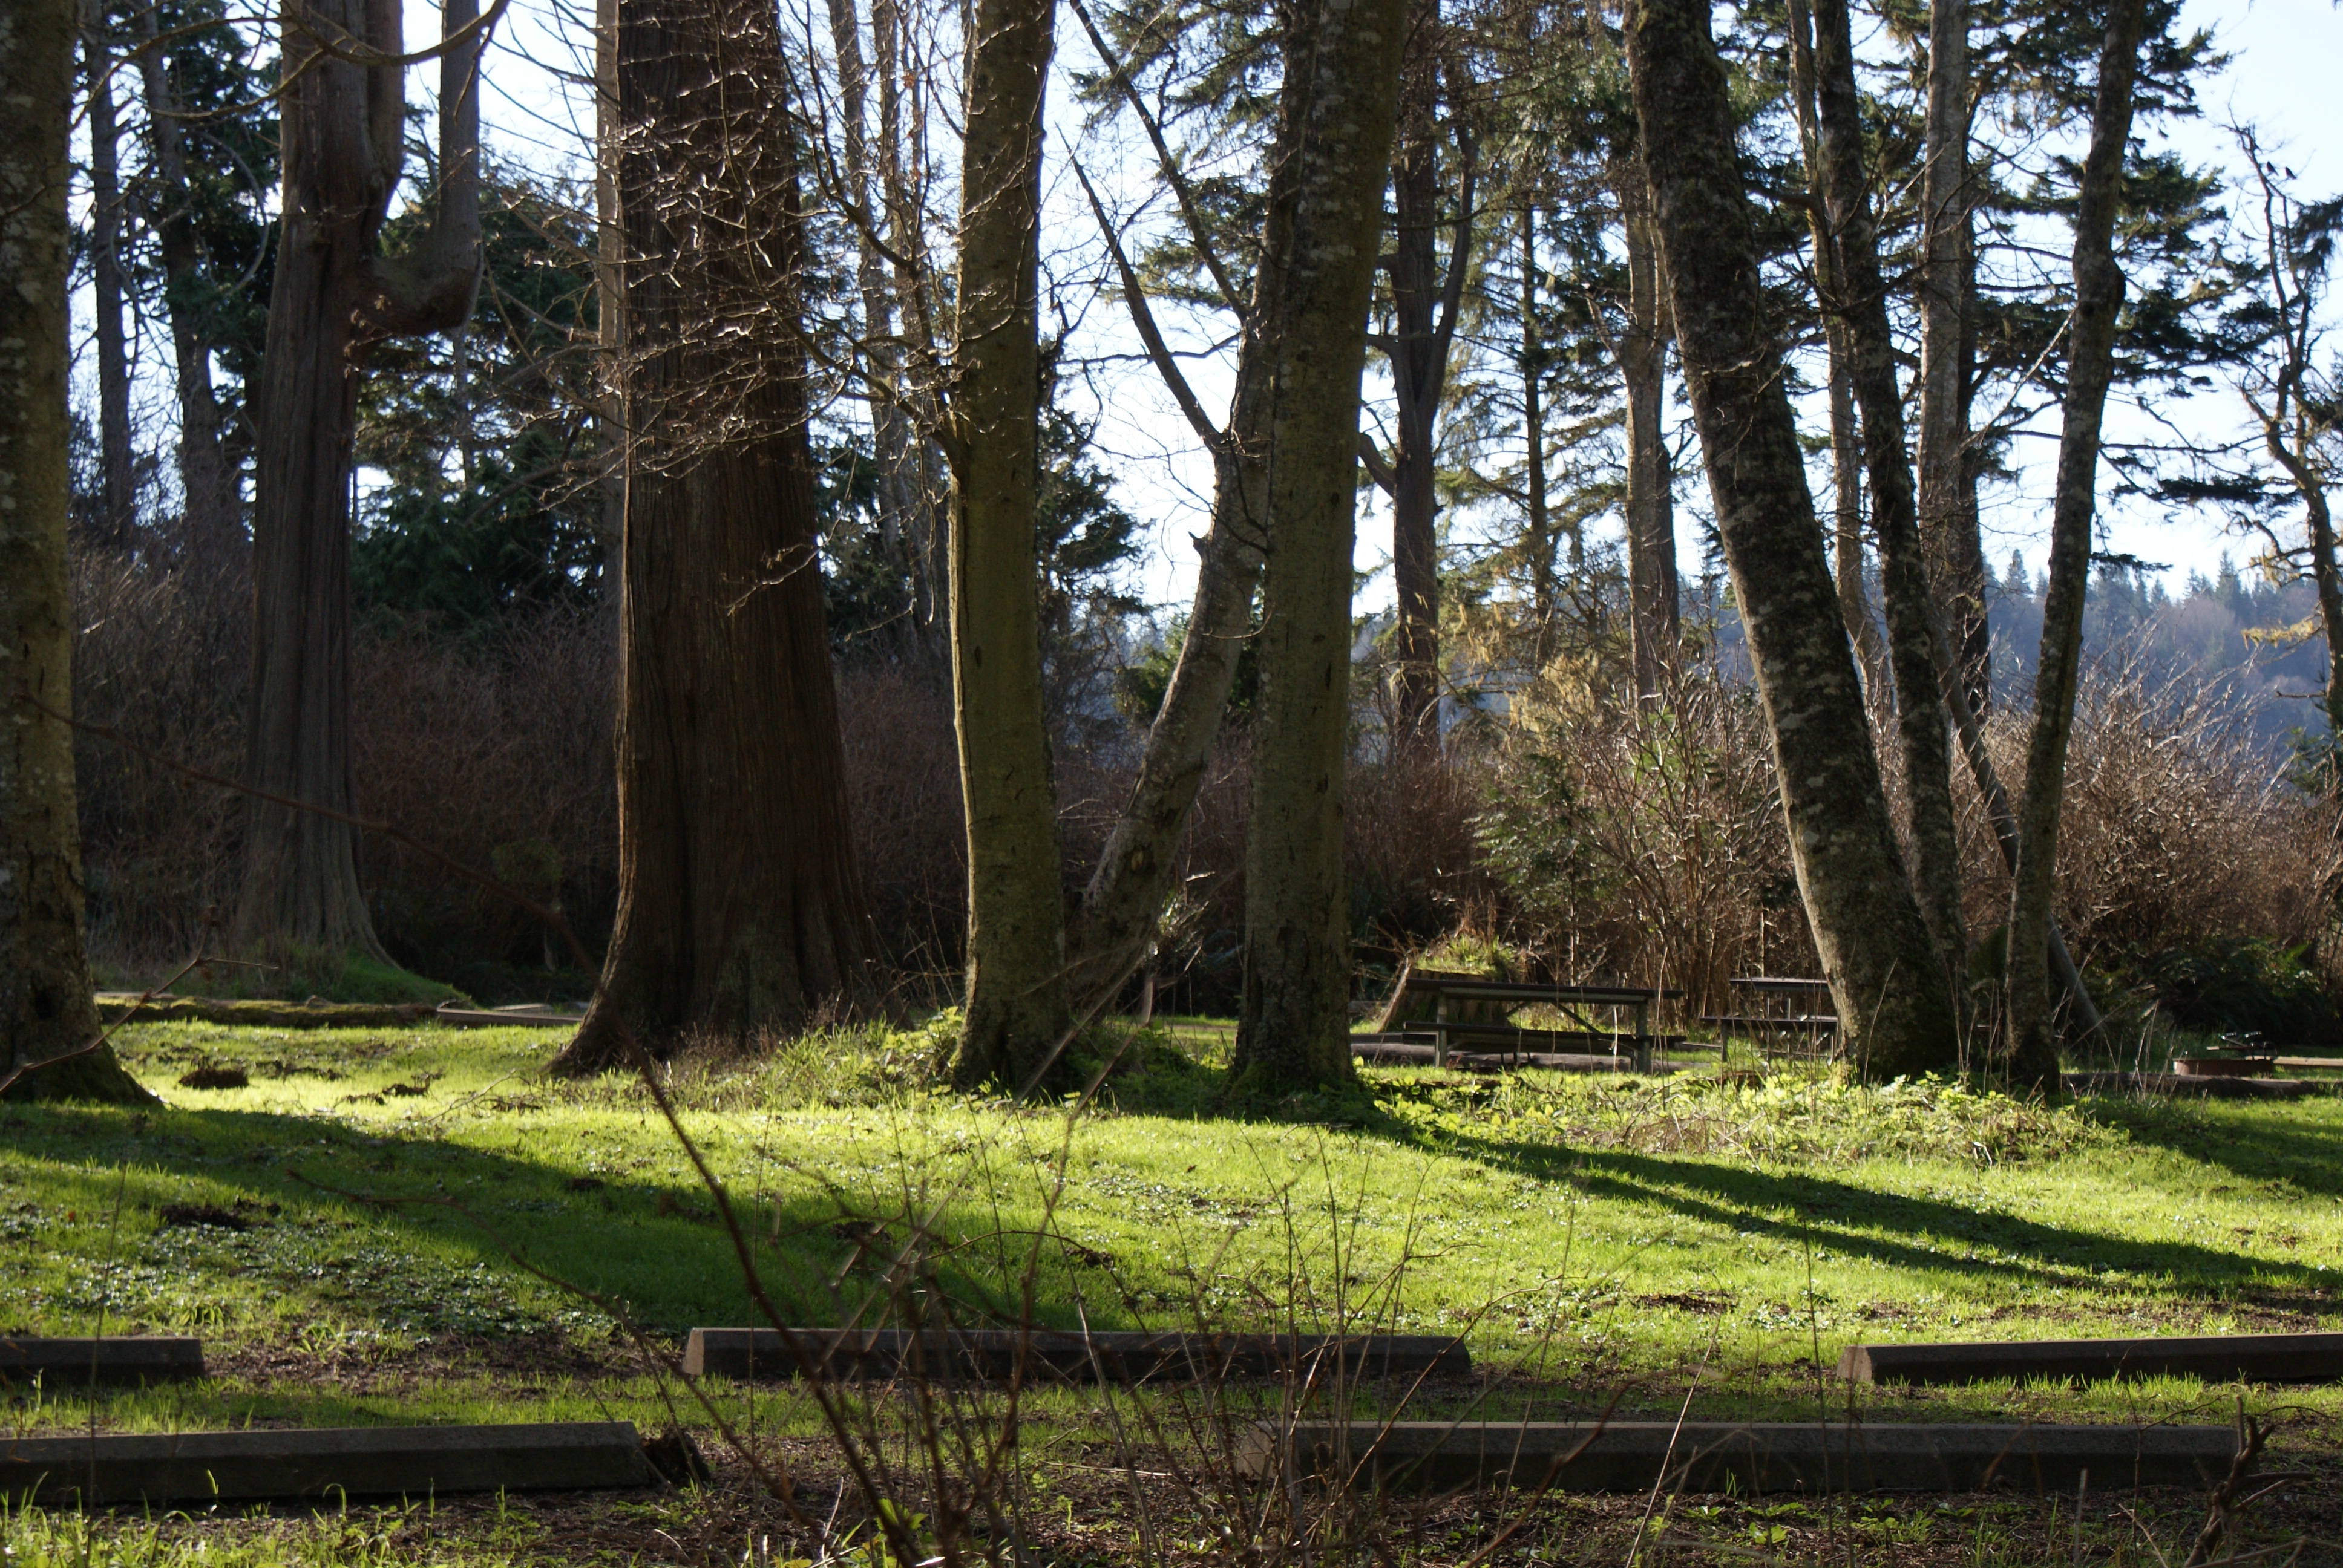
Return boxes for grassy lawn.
[4,1017,2340,1563]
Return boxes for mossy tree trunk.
[2006,0,2148,1092]
[945,0,1073,1088]
[1227,0,1410,1093]
[1809,0,1969,1007]
[1624,0,1959,1079]
[0,0,149,1103]
[550,0,875,1076]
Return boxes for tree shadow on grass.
[0,1102,1123,1355]
[2074,1089,2343,1200]
[1408,1123,2332,1307]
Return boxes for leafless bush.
[1985,658,2339,969]
[836,664,966,976]
[1470,663,1810,1014]
[71,555,247,963]
[351,612,620,981]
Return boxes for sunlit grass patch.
[0,1019,2336,1449]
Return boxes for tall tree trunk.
[1374,24,1473,757]
[552,0,874,1075]
[830,0,945,666]
[1057,0,1285,1004]
[1521,201,1559,664]
[1617,169,1676,704]
[1784,0,1881,694]
[592,0,624,586]
[235,0,482,968]
[2308,486,2343,733]
[0,0,148,1102]
[134,10,242,572]
[1915,0,1985,708]
[1227,0,1409,1093]
[1826,341,1881,684]
[1955,242,1989,702]
[945,0,1072,1088]
[1624,0,1959,1079]
[84,13,136,552]
[1810,0,1969,1002]
[2005,0,2148,1091]
[1065,356,1271,1001]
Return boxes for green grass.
[2,1018,2338,1437]
[6,1022,2342,1563]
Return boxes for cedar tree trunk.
[0,0,149,1103]
[945,0,1073,1088]
[1624,0,1959,1079]
[551,0,875,1074]
[235,0,482,966]
[2006,0,2148,1089]
[1227,0,1409,1093]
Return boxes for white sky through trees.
[86,0,2343,618]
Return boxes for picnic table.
[1365,963,1683,1070]
[1700,976,1839,1059]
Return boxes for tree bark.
[1521,201,1559,663]
[235,0,483,967]
[1915,0,1986,709]
[2005,0,2148,1091]
[84,12,137,553]
[1064,357,1270,1001]
[134,9,243,573]
[830,0,946,666]
[1371,20,1473,756]
[1617,168,1676,704]
[1624,0,1959,1079]
[1057,0,1285,1006]
[1810,0,1969,1003]
[552,0,874,1075]
[1783,0,1880,697]
[1,0,149,1102]
[1228,0,1409,1093]
[944,0,1073,1088]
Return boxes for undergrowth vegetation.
[70,562,2343,1042]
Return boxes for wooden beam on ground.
[0,1336,203,1388]
[683,1327,1470,1383]
[1248,1421,2238,1493]
[0,1422,653,1506]
[93,996,583,1030]
[1838,1332,2343,1386]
